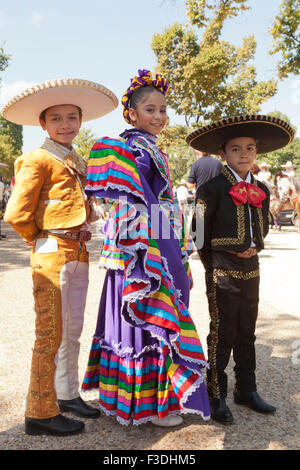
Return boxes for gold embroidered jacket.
[4,139,90,241]
[192,166,270,270]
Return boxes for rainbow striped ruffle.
[83,342,181,425]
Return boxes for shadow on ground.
[0,222,104,272]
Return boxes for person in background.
[0,176,5,240]
[3,182,12,210]
[281,161,295,177]
[290,190,300,233]
[176,178,189,214]
[250,163,260,177]
[188,150,223,190]
[257,162,271,183]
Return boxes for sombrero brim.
[1,78,118,126]
[186,115,295,154]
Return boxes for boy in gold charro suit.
[2,78,118,436]
[187,115,294,424]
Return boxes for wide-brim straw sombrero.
[186,114,294,155]
[281,160,293,168]
[1,78,118,126]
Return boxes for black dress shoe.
[25,414,84,436]
[58,396,100,419]
[234,390,276,414]
[210,398,233,424]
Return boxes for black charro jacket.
[192,165,270,271]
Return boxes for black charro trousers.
[205,251,260,399]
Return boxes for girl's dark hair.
[129,85,163,111]
[39,105,82,122]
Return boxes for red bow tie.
[229,181,267,208]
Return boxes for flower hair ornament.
[121,69,169,123]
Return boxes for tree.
[259,137,300,176]
[269,0,300,78]
[152,0,277,128]
[257,111,300,175]
[0,43,10,75]
[73,127,97,161]
[157,123,195,184]
[186,0,250,35]
[0,134,15,179]
[0,116,23,156]
[0,43,17,179]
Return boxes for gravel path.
[0,221,299,451]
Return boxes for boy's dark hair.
[219,137,258,152]
[39,105,82,122]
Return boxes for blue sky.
[0,0,299,154]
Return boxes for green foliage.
[186,0,250,42]
[0,42,21,179]
[269,0,300,78]
[73,127,97,161]
[157,123,195,184]
[258,137,300,176]
[152,0,277,127]
[0,116,23,155]
[257,111,300,175]
[0,43,10,74]
[0,134,15,179]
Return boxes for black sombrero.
[186,114,295,155]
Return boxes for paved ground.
[0,220,299,451]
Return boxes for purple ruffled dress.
[82,129,210,425]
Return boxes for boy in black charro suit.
[187,115,294,424]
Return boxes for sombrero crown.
[186,114,295,155]
[1,78,119,126]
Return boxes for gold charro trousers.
[25,235,89,419]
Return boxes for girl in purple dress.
[82,69,210,427]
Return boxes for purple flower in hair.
[122,68,169,123]
[154,74,169,95]
[138,69,151,77]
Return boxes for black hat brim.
[186,115,294,155]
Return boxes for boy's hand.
[237,247,257,258]
[24,239,35,249]
[87,196,101,223]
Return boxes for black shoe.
[58,396,100,419]
[234,390,276,414]
[25,414,84,436]
[210,398,233,424]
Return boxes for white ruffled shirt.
[227,166,256,247]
